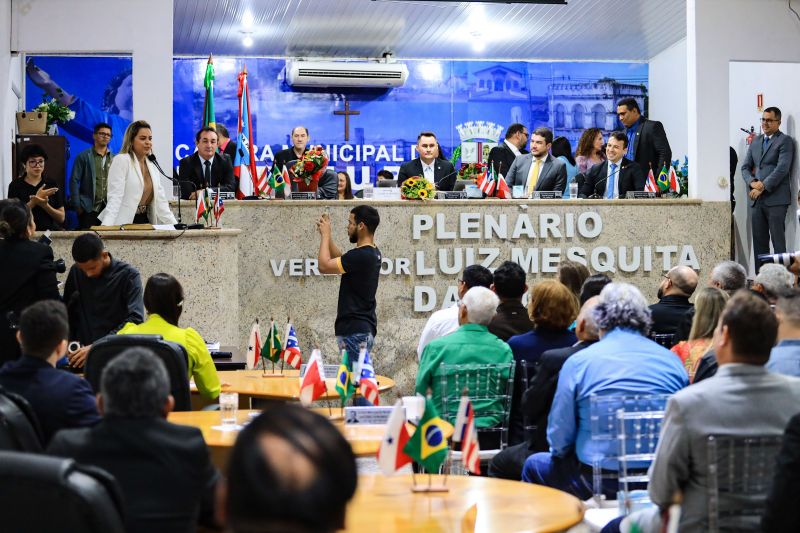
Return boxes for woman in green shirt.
[119,273,221,400]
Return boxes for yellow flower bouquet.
[401,175,435,200]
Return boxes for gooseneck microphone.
[589,163,625,199]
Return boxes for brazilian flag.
[403,396,449,473]
[335,350,355,406]
[269,165,287,195]
[261,321,282,364]
[656,163,670,192]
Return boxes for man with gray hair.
[521,283,688,497]
[416,286,513,434]
[489,296,601,480]
[753,263,794,303]
[47,348,220,533]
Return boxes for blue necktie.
[607,163,617,199]
[763,136,770,151]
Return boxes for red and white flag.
[477,168,496,195]
[495,173,511,199]
[355,347,379,406]
[377,399,413,475]
[299,349,327,406]
[668,165,681,194]
[644,167,658,193]
[453,395,480,475]
[245,320,262,369]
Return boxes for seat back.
[706,434,784,532]
[0,387,44,452]
[517,360,540,442]
[0,451,125,533]
[85,334,192,411]
[649,333,675,349]
[588,394,670,502]
[437,362,515,451]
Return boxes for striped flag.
[453,395,480,475]
[668,165,681,194]
[195,189,207,222]
[644,166,658,193]
[281,323,302,369]
[377,399,413,475]
[299,349,327,406]
[355,347,379,405]
[213,188,224,223]
[495,173,511,199]
[202,55,216,129]
[477,166,496,195]
[233,65,263,198]
[245,319,262,369]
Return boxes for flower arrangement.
[35,97,75,127]
[457,162,487,182]
[290,145,329,186]
[401,176,434,200]
[672,156,689,197]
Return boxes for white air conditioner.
[286,61,409,88]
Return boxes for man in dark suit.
[487,123,528,177]
[579,131,644,198]
[649,265,698,336]
[0,300,99,444]
[216,124,237,162]
[178,127,235,199]
[617,97,672,175]
[742,106,796,272]
[488,297,599,480]
[506,127,567,196]
[47,348,219,533]
[398,132,456,191]
[272,125,309,174]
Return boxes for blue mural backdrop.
[173,58,648,190]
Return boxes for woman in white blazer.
[98,120,177,226]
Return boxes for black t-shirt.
[335,245,381,336]
[7,178,63,231]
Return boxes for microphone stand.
[147,153,193,230]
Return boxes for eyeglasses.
[95,132,112,138]
[26,159,45,167]
[661,274,671,281]
[761,118,779,124]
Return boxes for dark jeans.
[521,452,595,500]
[336,332,375,407]
[488,441,534,480]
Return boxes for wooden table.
[345,475,584,532]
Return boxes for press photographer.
[0,198,62,365]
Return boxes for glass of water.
[219,392,238,427]
[569,181,579,199]
[172,183,181,200]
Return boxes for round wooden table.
[345,475,584,532]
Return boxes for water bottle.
[363,183,374,199]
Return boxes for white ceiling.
[173,0,687,61]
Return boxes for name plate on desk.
[626,191,657,199]
[372,187,401,200]
[290,192,317,200]
[436,191,467,200]
[532,191,563,199]
[300,363,340,377]
[344,406,400,425]
[210,191,236,200]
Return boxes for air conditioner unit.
[286,61,409,88]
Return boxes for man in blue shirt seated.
[767,288,800,377]
[521,283,688,498]
[0,300,99,444]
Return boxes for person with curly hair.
[520,283,688,499]
[575,127,605,174]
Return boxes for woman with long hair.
[337,171,354,200]
[575,128,606,174]
[98,120,177,226]
[671,287,729,381]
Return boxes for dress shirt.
[547,328,688,468]
[767,339,800,377]
[606,159,622,199]
[417,305,459,360]
[422,161,435,183]
[626,118,642,160]
[526,157,546,196]
[504,139,522,157]
[416,323,513,428]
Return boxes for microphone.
[588,162,625,199]
[147,153,199,229]
[433,167,460,190]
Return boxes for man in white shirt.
[505,127,567,196]
[488,123,529,177]
[417,265,493,360]
[398,132,457,191]
[579,131,644,199]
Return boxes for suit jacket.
[646,364,800,532]
[221,140,237,162]
[397,158,456,191]
[505,153,567,194]
[47,417,219,533]
[579,158,644,198]
[98,154,177,226]
[68,147,114,212]
[630,117,672,176]
[290,167,338,200]
[741,131,795,207]
[762,412,800,532]
[177,152,235,198]
[488,300,534,342]
[0,355,100,444]
[520,340,596,452]
[649,295,694,336]
[487,141,526,177]
[0,240,60,365]
[272,147,306,174]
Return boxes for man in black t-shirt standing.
[316,205,381,365]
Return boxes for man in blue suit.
[0,300,99,443]
[742,106,796,271]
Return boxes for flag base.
[410,484,449,493]
[258,372,286,378]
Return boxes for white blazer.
[99,154,177,226]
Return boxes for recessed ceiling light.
[243,35,254,47]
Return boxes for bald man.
[649,265,699,338]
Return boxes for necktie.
[203,160,211,187]
[763,136,770,151]
[527,159,542,197]
[607,163,617,199]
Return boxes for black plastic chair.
[0,386,44,452]
[85,334,192,411]
[0,451,125,533]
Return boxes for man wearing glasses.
[69,122,114,229]
[742,107,796,272]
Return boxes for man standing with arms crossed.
[317,205,382,362]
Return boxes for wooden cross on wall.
[333,98,360,141]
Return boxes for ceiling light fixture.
[242,35,254,47]
[242,10,254,29]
